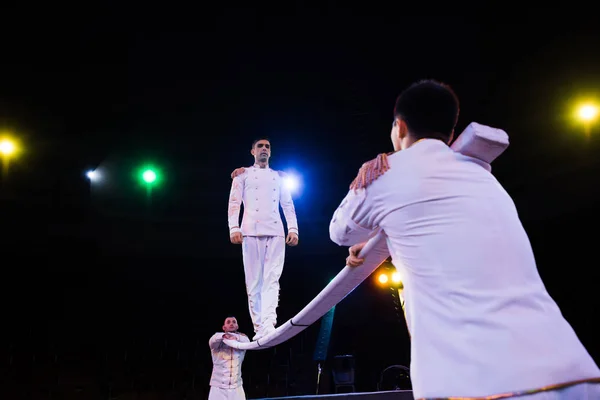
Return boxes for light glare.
[86,170,99,180]
[142,169,157,183]
[0,139,15,156]
[284,175,299,192]
[578,104,598,122]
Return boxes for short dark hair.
[252,137,270,148]
[393,79,459,142]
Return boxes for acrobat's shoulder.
[234,168,250,178]
[349,152,393,191]
[276,170,288,178]
[238,332,248,338]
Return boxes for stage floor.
[253,390,414,400]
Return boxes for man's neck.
[254,161,269,169]
[403,136,445,150]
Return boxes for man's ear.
[397,118,409,140]
[447,129,455,144]
[250,148,255,156]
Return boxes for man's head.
[251,138,271,164]
[391,79,460,151]
[222,316,239,333]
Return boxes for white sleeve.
[239,334,251,343]
[329,187,380,246]
[279,175,298,235]
[227,175,245,235]
[209,333,225,349]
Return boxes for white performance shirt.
[209,332,250,389]
[228,165,298,238]
[329,139,600,399]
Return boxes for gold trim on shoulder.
[350,152,393,191]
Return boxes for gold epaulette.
[349,152,392,191]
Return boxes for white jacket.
[209,332,250,389]
[330,140,600,399]
[228,165,298,237]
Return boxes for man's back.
[364,139,599,398]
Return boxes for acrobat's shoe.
[252,325,276,341]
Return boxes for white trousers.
[208,386,246,400]
[242,236,285,333]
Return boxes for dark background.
[1,7,599,399]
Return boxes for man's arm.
[228,175,245,236]
[329,187,379,246]
[238,333,251,343]
[330,154,388,246]
[209,333,225,349]
[278,172,298,237]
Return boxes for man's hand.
[346,242,367,266]
[286,232,299,246]
[223,334,238,341]
[230,167,246,179]
[230,232,243,244]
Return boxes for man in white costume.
[208,316,250,400]
[329,79,600,399]
[228,138,299,341]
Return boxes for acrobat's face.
[222,317,239,333]
[251,140,271,164]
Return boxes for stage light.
[578,104,598,122]
[391,271,402,283]
[142,169,157,183]
[378,273,388,284]
[86,170,99,181]
[0,136,20,179]
[136,164,163,187]
[283,174,299,192]
[0,139,15,156]
[572,100,599,137]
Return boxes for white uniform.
[329,139,600,399]
[228,164,298,335]
[208,332,250,400]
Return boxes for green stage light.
[142,169,157,183]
